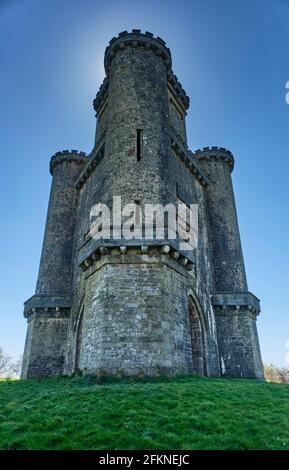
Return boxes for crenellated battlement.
[93,30,190,114]
[50,150,88,175]
[193,146,234,171]
[104,29,172,74]
[194,146,233,156]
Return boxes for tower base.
[213,293,264,379]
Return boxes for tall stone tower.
[21,30,263,379]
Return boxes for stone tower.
[21,30,263,379]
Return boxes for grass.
[0,374,289,450]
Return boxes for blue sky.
[0,0,288,366]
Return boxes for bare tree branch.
[0,347,22,378]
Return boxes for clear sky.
[0,0,288,366]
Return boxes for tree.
[263,363,289,384]
[10,356,22,377]
[0,347,12,377]
[278,367,289,384]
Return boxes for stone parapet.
[104,29,172,74]
[50,150,88,176]
[93,30,189,113]
[211,292,260,316]
[24,294,71,319]
[194,146,234,172]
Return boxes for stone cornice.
[50,150,88,176]
[211,291,260,316]
[78,242,196,275]
[24,294,71,319]
[170,130,210,187]
[193,147,235,172]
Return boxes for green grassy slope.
[0,375,288,450]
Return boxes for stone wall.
[215,311,264,378]
[21,311,69,379]
[71,254,214,376]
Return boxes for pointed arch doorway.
[75,304,84,371]
[188,296,206,375]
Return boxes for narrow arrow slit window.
[136,129,142,161]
